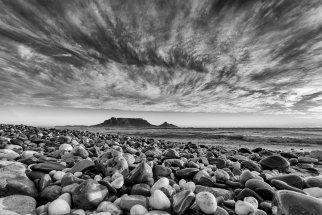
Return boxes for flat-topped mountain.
[93,117,178,128]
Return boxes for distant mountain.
[93,117,178,128]
[158,121,178,128]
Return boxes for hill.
[93,117,178,128]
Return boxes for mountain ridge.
[93,117,178,128]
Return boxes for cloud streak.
[0,0,322,116]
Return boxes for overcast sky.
[0,0,322,127]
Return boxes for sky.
[0,0,322,127]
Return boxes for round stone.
[111,176,124,189]
[235,200,255,215]
[149,190,171,210]
[53,171,65,181]
[214,169,230,181]
[59,143,73,151]
[244,196,258,210]
[183,181,196,192]
[48,199,71,215]
[130,204,148,215]
[196,191,218,214]
[259,156,289,171]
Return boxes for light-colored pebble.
[130,204,148,215]
[196,191,217,214]
[149,190,171,210]
[48,199,70,215]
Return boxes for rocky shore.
[0,124,322,215]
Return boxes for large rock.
[0,161,37,197]
[273,190,322,215]
[0,195,36,215]
[128,162,153,185]
[310,150,322,161]
[0,149,20,160]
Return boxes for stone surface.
[173,190,195,215]
[196,191,218,214]
[0,161,38,197]
[259,155,290,171]
[273,190,322,215]
[128,162,153,185]
[0,149,20,160]
[72,179,108,210]
[30,162,66,172]
[120,195,148,211]
[48,199,71,215]
[149,190,171,210]
[0,195,36,215]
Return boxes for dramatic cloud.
[1,0,322,115]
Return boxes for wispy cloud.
[0,0,322,116]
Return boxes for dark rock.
[38,185,62,203]
[241,160,261,172]
[131,183,151,196]
[61,172,84,187]
[268,174,303,189]
[208,158,226,169]
[153,165,171,178]
[30,161,66,172]
[173,190,195,215]
[70,159,95,173]
[271,179,306,194]
[259,155,290,171]
[128,162,153,185]
[176,168,199,180]
[304,177,322,188]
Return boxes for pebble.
[48,199,71,215]
[130,204,148,215]
[53,171,65,181]
[259,155,290,171]
[120,195,148,211]
[235,200,255,215]
[149,189,171,210]
[111,175,124,189]
[151,177,169,194]
[96,201,122,214]
[196,191,218,214]
[71,179,109,210]
[0,124,321,215]
[172,190,195,215]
